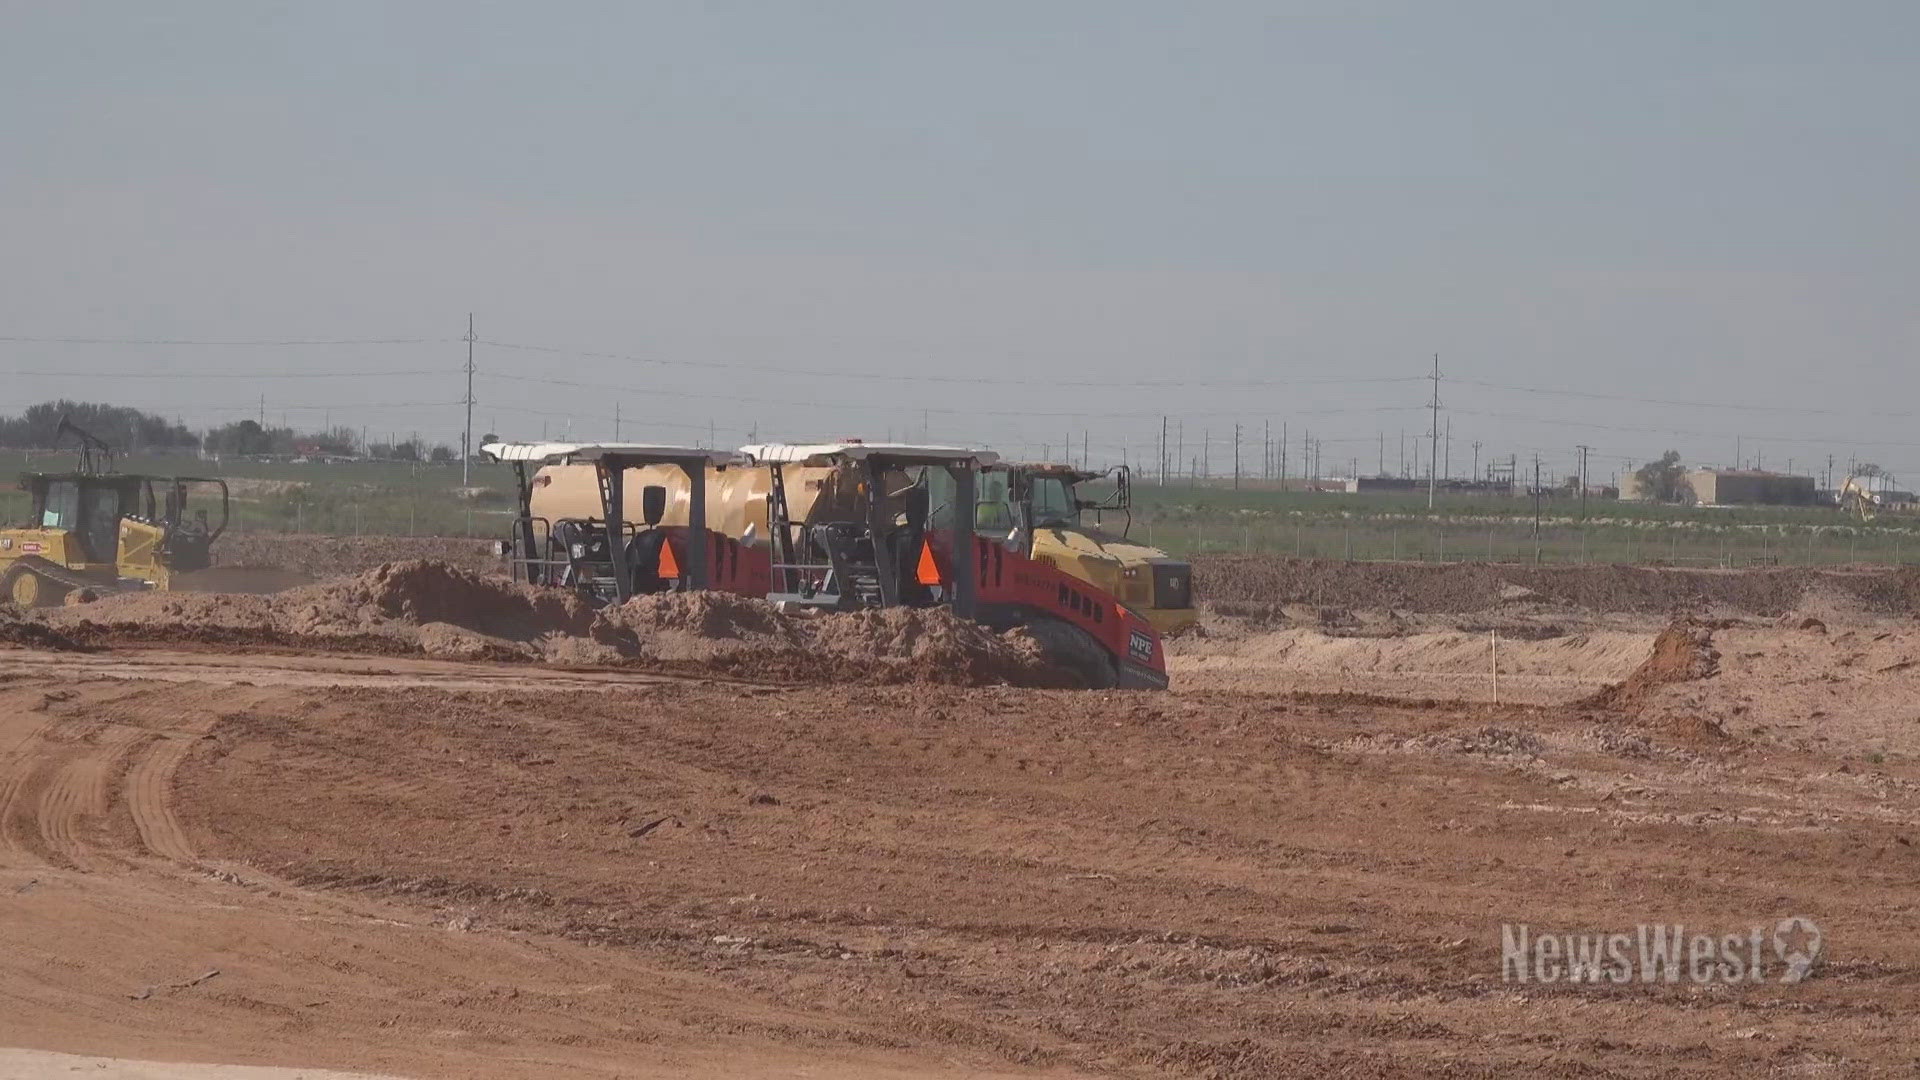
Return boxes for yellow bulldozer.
[1,418,295,607]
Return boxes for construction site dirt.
[5,547,1920,1078]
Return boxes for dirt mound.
[1582,619,1720,711]
[41,560,585,657]
[290,560,592,639]
[34,559,1072,687]
[0,607,91,651]
[800,606,1066,687]
[592,594,1068,687]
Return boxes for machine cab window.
[40,479,80,530]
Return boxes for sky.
[2,1,1916,486]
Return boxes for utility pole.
[1303,428,1312,487]
[1202,429,1210,481]
[1443,415,1451,481]
[614,401,621,440]
[1427,353,1441,509]
[258,394,265,426]
[1378,432,1385,476]
[1280,422,1288,490]
[1472,440,1482,483]
[1576,444,1591,519]
[462,313,477,486]
[1160,415,1168,485]
[1233,423,1241,489]
[1177,421,1184,483]
[1399,429,1406,477]
[1263,420,1270,481]
[1532,454,1542,537]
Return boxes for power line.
[0,368,448,379]
[479,338,1423,390]
[0,335,450,346]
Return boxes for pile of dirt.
[592,592,1068,687]
[1195,556,1920,618]
[1582,619,1720,711]
[0,607,90,651]
[43,560,589,658]
[36,559,1071,687]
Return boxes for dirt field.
[5,548,1920,1077]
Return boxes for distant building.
[1686,469,1817,507]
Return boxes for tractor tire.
[1025,616,1119,690]
[2,563,71,609]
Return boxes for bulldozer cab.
[20,471,228,571]
[938,462,1132,538]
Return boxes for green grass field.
[3,452,1914,567]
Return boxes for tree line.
[0,400,458,461]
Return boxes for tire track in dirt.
[125,729,200,863]
[0,700,56,865]
[30,723,146,871]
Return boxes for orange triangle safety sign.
[916,539,942,586]
[656,535,680,578]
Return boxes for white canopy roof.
[739,442,997,467]
[481,441,748,467]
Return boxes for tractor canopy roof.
[481,441,749,468]
[739,441,998,467]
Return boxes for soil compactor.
[492,438,1167,688]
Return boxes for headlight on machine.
[569,542,587,559]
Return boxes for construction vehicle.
[483,441,767,603]
[744,442,1168,689]
[959,461,1196,637]
[502,438,1168,688]
[1,418,250,606]
[528,449,1197,637]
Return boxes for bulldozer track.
[1,554,126,603]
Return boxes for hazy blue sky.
[3,2,1916,484]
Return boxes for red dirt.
[28,560,1069,688]
[8,552,1920,1077]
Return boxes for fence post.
[1345,527,1351,561]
